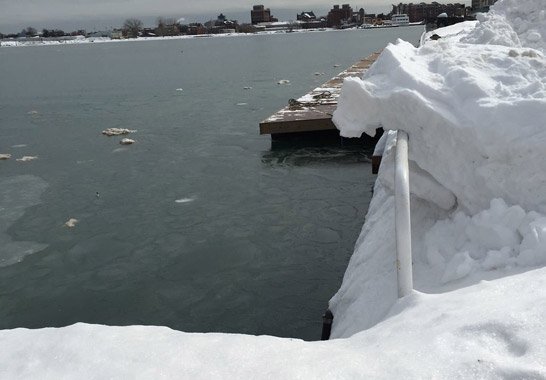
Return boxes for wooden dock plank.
[259,52,381,135]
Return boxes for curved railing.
[395,130,413,298]
[321,130,414,340]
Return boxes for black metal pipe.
[321,308,334,340]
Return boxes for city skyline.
[0,0,471,33]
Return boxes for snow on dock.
[259,52,380,136]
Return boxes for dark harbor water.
[0,27,423,340]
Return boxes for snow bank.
[333,39,546,214]
[422,0,545,53]
[426,198,546,276]
[1,267,545,378]
[467,0,546,53]
[331,0,546,337]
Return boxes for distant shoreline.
[0,25,425,48]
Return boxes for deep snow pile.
[421,0,545,53]
[1,267,545,378]
[464,0,546,53]
[331,0,546,338]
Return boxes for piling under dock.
[259,52,381,138]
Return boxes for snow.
[330,0,546,338]
[470,0,546,53]
[2,0,546,376]
[1,267,545,378]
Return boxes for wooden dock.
[259,52,381,137]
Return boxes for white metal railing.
[394,130,413,298]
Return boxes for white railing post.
[395,130,413,298]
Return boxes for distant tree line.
[120,15,259,38]
[22,26,37,37]
[0,13,288,40]
[42,29,66,37]
[0,26,86,39]
[122,18,143,38]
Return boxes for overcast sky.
[0,0,471,33]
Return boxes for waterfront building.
[251,5,277,24]
[391,2,465,23]
[111,30,123,39]
[327,4,353,28]
[187,23,207,35]
[295,11,328,29]
[391,14,410,26]
[472,0,498,12]
[204,14,239,34]
[296,11,317,21]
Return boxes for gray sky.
[0,0,471,33]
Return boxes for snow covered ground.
[1,0,545,377]
[1,268,545,378]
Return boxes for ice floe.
[102,128,136,136]
[64,218,79,228]
[119,138,135,145]
[16,156,38,162]
[175,198,195,204]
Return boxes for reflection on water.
[263,130,380,166]
[262,146,371,167]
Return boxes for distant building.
[327,4,353,28]
[251,5,277,24]
[471,0,497,12]
[295,11,327,29]
[187,23,207,35]
[391,2,466,23]
[141,28,156,37]
[87,30,112,38]
[111,30,123,39]
[299,20,328,29]
[205,14,239,33]
[297,11,317,21]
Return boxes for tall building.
[327,4,353,27]
[392,2,465,22]
[251,5,277,24]
[472,0,498,12]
